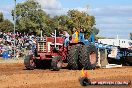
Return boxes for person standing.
[79,28,85,42]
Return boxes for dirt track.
[0,60,132,88]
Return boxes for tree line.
[0,0,99,38]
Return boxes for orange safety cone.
[79,68,91,86]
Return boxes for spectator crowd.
[0,31,37,59]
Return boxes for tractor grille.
[37,37,46,52]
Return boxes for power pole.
[13,0,16,59]
[86,5,89,14]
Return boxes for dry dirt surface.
[0,60,132,88]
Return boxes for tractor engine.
[36,37,64,60]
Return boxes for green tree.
[0,19,14,32]
[52,10,97,37]
[92,27,99,35]
[67,10,96,37]
[130,33,132,40]
[12,0,52,35]
[52,15,71,34]
[0,12,14,32]
[0,12,4,22]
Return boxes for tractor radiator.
[37,37,46,52]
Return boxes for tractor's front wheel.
[24,55,36,70]
[51,56,62,71]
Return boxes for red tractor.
[24,31,98,70]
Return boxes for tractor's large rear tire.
[24,55,35,70]
[51,56,62,71]
[79,45,98,70]
[67,45,79,70]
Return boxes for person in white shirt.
[63,31,70,47]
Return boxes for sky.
[0,0,132,39]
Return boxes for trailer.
[98,38,132,66]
